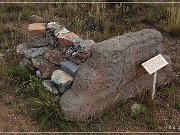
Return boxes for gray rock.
[54,27,70,37]
[36,70,42,79]
[70,38,84,46]
[26,34,55,47]
[19,58,32,68]
[24,47,48,59]
[60,61,79,76]
[42,80,59,94]
[31,56,48,69]
[76,39,95,51]
[16,43,28,55]
[58,83,72,94]
[60,29,174,121]
[47,22,69,37]
[51,70,73,93]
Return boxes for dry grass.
[166,6,180,35]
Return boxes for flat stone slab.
[28,23,46,37]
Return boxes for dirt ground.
[0,102,40,132]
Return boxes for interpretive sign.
[142,54,168,99]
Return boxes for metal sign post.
[142,54,168,99]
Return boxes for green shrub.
[19,10,31,20]
[144,112,157,130]
[7,65,31,81]
[164,85,176,97]
[19,76,70,131]
[131,105,146,119]
[176,102,180,111]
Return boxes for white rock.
[51,70,73,93]
[47,22,59,28]
[55,27,70,37]
[51,70,73,85]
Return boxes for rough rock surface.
[27,34,55,47]
[77,40,95,51]
[24,47,48,59]
[39,62,58,79]
[51,70,73,93]
[57,32,79,47]
[60,61,79,76]
[42,80,59,94]
[44,50,63,65]
[16,43,29,55]
[31,56,48,69]
[69,50,92,64]
[36,70,42,79]
[60,29,174,121]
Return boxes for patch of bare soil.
[0,102,40,132]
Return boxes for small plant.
[19,10,31,20]
[163,85,176,97]
[131,105,146,119]
[7,65,31,82]
[19,76,69,130]
[144,112,157,130]
[176,102,180,111]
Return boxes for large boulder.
[60,29,174,121]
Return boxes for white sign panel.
[142,54,168,75]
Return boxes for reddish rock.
[70,50,92,64]
[39,62,58,79]
[28,23,46,37]
[44,50,63,65]
[57,32,79,47]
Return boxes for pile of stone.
[16,16,174,121]
[16,21,95,94]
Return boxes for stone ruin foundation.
[16,17,174,121]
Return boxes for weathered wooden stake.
[152,71,157,99]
